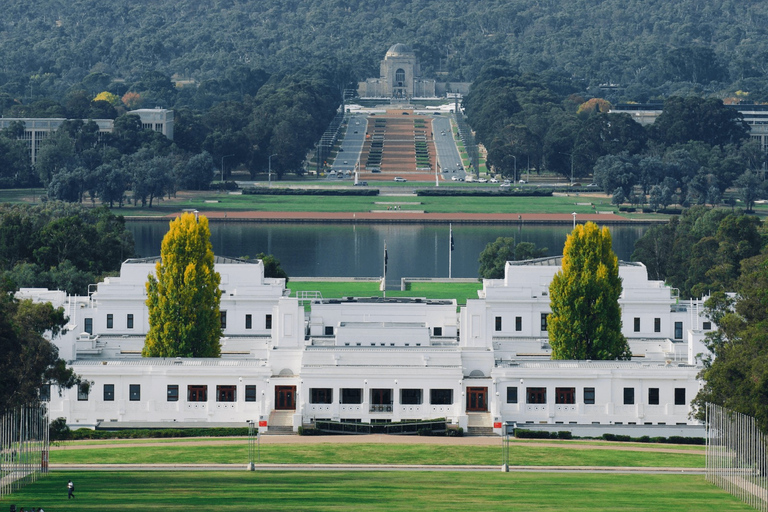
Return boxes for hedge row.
[513,428,704,444]
[417,189,553,197]
[515,429,572,439]
[53,425,251,441]
[242,187,379,196]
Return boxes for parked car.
[478,178,488,183]
[354,181,368,186]
[519,180,526,184]
[489,178,499,184]
[394,177,407,182]
[499,183,511,188]
[451,176,462,181]
[587,183,600,188]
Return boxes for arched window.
[395,68,405,86]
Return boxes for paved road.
[326,114,367,183]
[431,116,465,181]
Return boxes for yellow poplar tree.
[143,212,222,357]
[548,222,630,360]
[93,91,121,106]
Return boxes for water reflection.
[128,221,647,284]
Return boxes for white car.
[519,180,526,184]
[478,178,488,183]
[489,178,499,184]
[393,177,407,182]
[451,176,463,181]
[499,182,511,188]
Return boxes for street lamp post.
[268,154,278,187]
[572,212,577,228]
[247,420,255,471]
[221,154,234,185]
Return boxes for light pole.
[511,155,517,184]
[572,212,577,229]
[221,154,234,184]
[268,154,278,187]
[247,420,255,470]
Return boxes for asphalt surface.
[431,116,465,181]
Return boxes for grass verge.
[10,471,752,511]
[49,442,703,467]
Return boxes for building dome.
[386,43,413,57]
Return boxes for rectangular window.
[77,383,89,401]
[245,385,257,402]
[325,326,334,336]
[674,321,683,339]
[648,387,659,405]
[188,385,207,402]
[103,384,114,401]
[84,318,93,334]
[400,389,422,405]
[703,321,712,330]
[220,311,227,329]
[310,388,333,404]
[654,318,661,333]
[634,317,640,332]
[129,384,140,401]
[341,388,362,404]
[245,314,252,330]
[623,387,635,405]
[39,384,51,402]
[217,385,236,402]
[106,314,113,329]
[370,388,393,406]
[433,327,442,336]
[555,387,575,404]
[265,314,272,329]
[527,387,547,404]
[541,313,549,332]
[127,314,134,329]
[430,389,453,405]
[506,386,518,404]
[515,316,522,331]
[167,385,179,402]
[675,388,686,405]
[583,387,595,405]
[495,316,502,331]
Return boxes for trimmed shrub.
[242,187,379,196]
[515,428,552,439]
[417,189,553,197]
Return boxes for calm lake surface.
[127,221,648,284]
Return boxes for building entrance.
[275,385,296,410]
[466,387,488,412]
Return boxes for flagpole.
[382,240,387,297]
[449,224,452,279]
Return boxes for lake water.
[128,221,648,285]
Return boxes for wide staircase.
[264,410,295,435]
[466,412,496,436]
[359,110,439,181]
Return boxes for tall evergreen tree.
[549,222,630,360]
[143,212,221,357]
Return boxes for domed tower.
[380,43,419,99]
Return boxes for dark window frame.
[555,387,575,404]
[217,385,236,402]
[540,313,549,332]
[430,389,453,405]
[245,385,257,402]
[634,317,640,332]
[104,384,115,401]
[648,387,660,405]
[654,317,661,333]
[623,387,635,405]
[188,385,208,402]
[127,314,134,329]
[245,314,252,330]
[77,383,89,401]
[167,385,179,402]
[310,388,333,404]
[129,384,140,401]
[583,387,595,405]
[674,388,686,405]
[526,387,547,404]
[515,316,522,331]
[506,386,518,404]
[674,321,683,339]
[266,314,272,329]
[400,388,422,405]
[106,314,113,329]
[495,316,502,331]
[340,388,362,404]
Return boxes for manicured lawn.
[10,471,753,511]
[289,281,482,305]
[49,442,703,468]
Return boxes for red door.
[275,386,296,410]
[466,387,488,412]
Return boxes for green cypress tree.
[549,222,630,360]
[143,212,221,357]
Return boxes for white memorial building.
[21,255,712,436]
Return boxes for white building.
[22,255,712,436]
[0,108,173,164]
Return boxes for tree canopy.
[144,212,222,358]
[548,222,630,360]
[0,283,80,414]
[478,236,547,279]
[693,251,768,432]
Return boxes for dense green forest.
[2,0,768,103]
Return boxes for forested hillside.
[2,0,768,102]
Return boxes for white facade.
[22,256,712,435]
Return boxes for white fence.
[0,405,49,501]
[706,403,768,511]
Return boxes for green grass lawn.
[289,281,483,305]
[49,441,703,468]
[10,471,753,511]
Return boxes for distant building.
[358,44,470,100]
[610,103,768,154]
[21,254,713,437]
[0,108,173,164]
